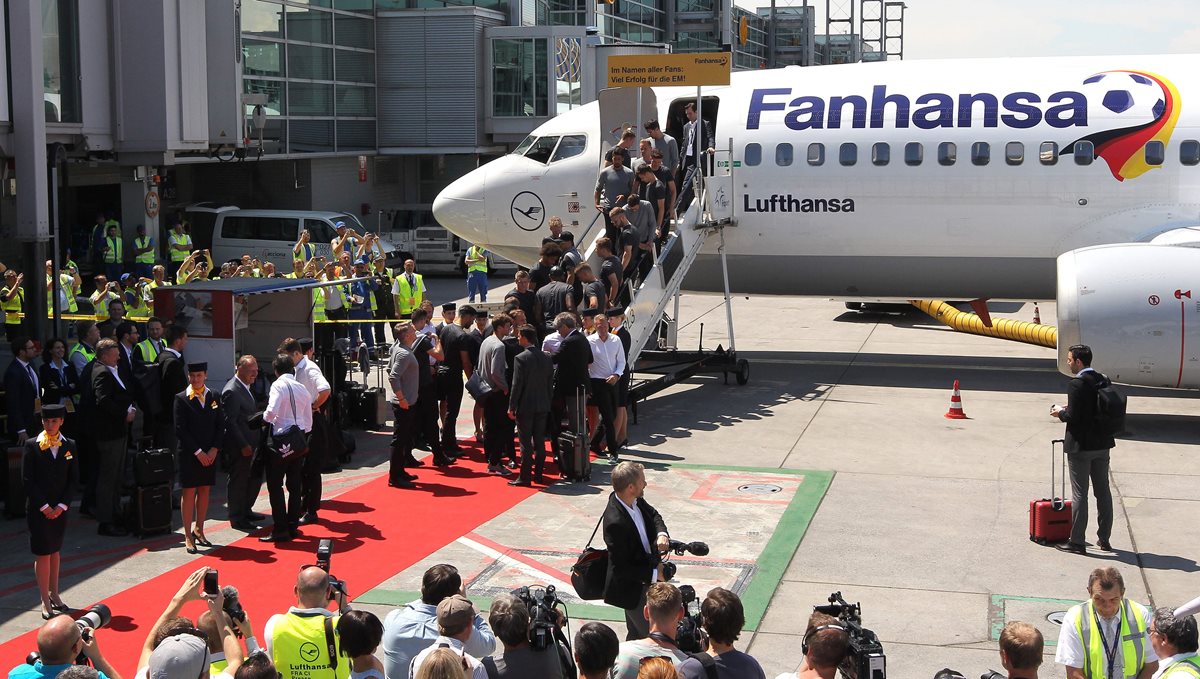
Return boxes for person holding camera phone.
[136,567,243,679]
[264,566,351,679]
[7,613,121,679]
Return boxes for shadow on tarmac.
[1117,414,1200,445]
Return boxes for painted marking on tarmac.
[456,532,577,592]
[988,593,1079,646]
[753,358,1056,373]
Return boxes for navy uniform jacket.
[5,359,41,440]
[174,389,226,454]
[23,435,78,510]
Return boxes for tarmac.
[2,274,1198,679]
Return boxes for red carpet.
[0,445,540,676]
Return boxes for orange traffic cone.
[945,379,969,419]
[1033,303,1041,325]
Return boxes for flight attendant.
[174,362,225,554]
[22,404,77,619]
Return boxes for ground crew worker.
[90,276,120,322]
[392,259,425,318]
[372,257,395,345]
[136,317,166,364]
[1057,567,1158,679]
[1149,608,1200,679]
[89,213,107,270]
[465,244,488,303]
[265,566,351,679]
[133,224,155,278]
[68,321,99,374]
[2,270,25,339]
[102,224,123,281]
[321,260,349,344]
[293,228,317,264]
[149,264,171,292]
[45,260,80,317]
[167,221,192,278]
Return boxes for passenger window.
[938,142,956,166]
[306,219,336,243]
[839,143,857,166]
[775,143,793,167]
[223,217,299,241]
[744,143,762,167]
[971,142,990,166]
[1074,141,1094,165]
[1005,142,1024,165]
[1039,142,1058,165]
[904,142,922,166]
[1144,140,1165,166]
[524,136,560,164]
[551,135,587,162]
[807,143,825,166]
[1182,140,1200,166]
[872,142,890,166]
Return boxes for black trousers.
[326,307,349,341]
[224,445,255,522]
[301,410,328,514]
[415,383,443,457]
[264,451,303,533]
[389,404,416,483]
[483,391,511,466]
[438,370,464,450]
[625,584,650,640]
[589,379,619,454]
[516,412,549,482]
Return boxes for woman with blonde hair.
[414,647,469,679]
[636,656,680,679]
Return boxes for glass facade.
[42,0,81,123]
[241,0,376,154]
[493,38,550,117]
[602,0,665,43]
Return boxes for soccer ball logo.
[1069,69,1180,181]
[1081,71,1166,123]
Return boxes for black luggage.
[134,447,175,487]
[133,484,172,537]
[363,365,388,431]
[557,387,590,482]
[346,382,366,427]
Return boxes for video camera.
[28,604,113,666]
[660,539,709,582]
[511,585,577,677]
[315,539,347,599]
[674,585,707,654]
[813,592,886,679]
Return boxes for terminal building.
[0,0,899,335]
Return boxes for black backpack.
[688,652,719,679]
[1090,372,1127,435]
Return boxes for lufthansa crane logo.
[510,191,545,232]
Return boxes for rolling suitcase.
[363,368,388,431]
[134,484,172,537]
[1029,438,1073,544]
[346,382,366,427]
[134,447,175,487]
[557,387,590,482]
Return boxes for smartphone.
[203,570,219,596]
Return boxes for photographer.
[263,566,351,679]
[611,583,690,679]
[481,594,564,679]
[382,565,495,679]
[137,567,243,679]
[198,609,260,676]
[677,588,765,679]
[7,615,121,679]
[776,613,848,679]
[993,622,1043,679]
[603,461,669,639]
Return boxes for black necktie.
[26,364,37,393]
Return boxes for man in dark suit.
[1051,343,1117,555]
[92,339,135,536]
[5,336,42,444]
[675,101,715,214]
[508,325,554,487]
[222,355,263,530]
[551,312,592,460]
[602,461,669,640]
[155,325,189,450]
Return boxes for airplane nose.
[433,167,489,245]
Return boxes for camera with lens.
[660,539,709,582]
[26,604,113,666]
[980,671,1005,679]
[315,539,347,599]
[674,585,707,654]
[813,592,886,679]
[511,585,576,677]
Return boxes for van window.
[904,142,922,166]
[839,143,857,166]
[524,136,560,164]
[1182,140,1200,166]
[744,143,762,166]
[1040,142,1058,165]
[938,142,956,166]
[872,142,890,166]
[776,143,793,167]
[305,219,336,243]
[1144,140,1165,166]
[1005,142,1024,165]
[807,143,824,166]
[1074,141,1094,165]
[222,216,300,241]
[971,142,990,166]
[551,135,587,162]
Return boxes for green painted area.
[988,593,1078,647]
[357,463,834,632]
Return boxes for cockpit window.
[513,135,536,155]
[551,135,587,162]
[523,136,560,164]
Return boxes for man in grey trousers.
[388,322,420,488]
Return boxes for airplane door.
[598,88,657,164]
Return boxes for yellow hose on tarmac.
[909,299,1057,349]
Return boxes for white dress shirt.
[264,374,314,434]
[294,356,331,405]
[615,494,666,582]
[542,333,564,355]
[587,332,625,379]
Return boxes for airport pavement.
[1,283,1197,679]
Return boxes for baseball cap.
[355,255,370,266]
[334,220,347,230]
[120,273,133,282]
[437,594,475,630]
[149,633,210,679]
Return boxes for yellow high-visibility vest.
[104,237,123,264]
[467,245,488,273]
[169,232,192,262]
[134,236,154,264]
[395,273,423,315]
[1074,600,1150,679]
[2,286,23,324]
[269,613,349,679]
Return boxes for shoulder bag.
[269,384,310,459]
[570,514,608,600]
[465,371,492,401]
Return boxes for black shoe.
[388,479,414,489]
[97,523,128,537]
[299,512,319,525]
[607,453,620,463]
[321,465,343,474]
[433,455,454,467]
[248,512,268,522]
[534,475,545,484]
[1097,539,1114,551]
[508,479,531,487]
[231,520,260,531]
[403,457,424,468]
[1056,542,1087,555]
[258,532,292,543]
[290,528,303,539]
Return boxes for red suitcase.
[1030,439,1073,544]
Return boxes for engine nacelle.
[1057,244,1200,388]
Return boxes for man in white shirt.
[259,354,313,543]
[407,595,488,679]
[1147,608,1199,679]
[586,311,624,463]
[602,462,669,641]
[280,338,331,525]
[1056,567,1158,679]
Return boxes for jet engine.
[1057,243,1200,388]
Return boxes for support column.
[121,175,162,264]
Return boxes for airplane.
[433,53,1200,389]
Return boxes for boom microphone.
[668,540,710,556]
[221,585,248,630]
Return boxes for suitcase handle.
[1051,438,1066,507]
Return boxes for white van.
[210,210,406,269]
